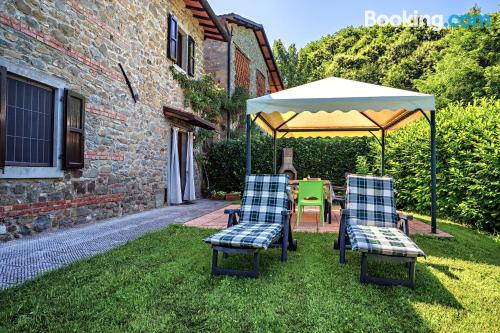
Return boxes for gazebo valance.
[244,76,438,233]
[247,77,435,138]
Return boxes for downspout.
[225,22,233,140]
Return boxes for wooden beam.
[204,34,225,41]
[193,14,210,20]
[198,22,216,28]
[185,5,205,11]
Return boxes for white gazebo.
[245,77,438,232]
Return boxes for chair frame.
[335,206,418,288]
[296,180,325,226]
[211,206,297,278]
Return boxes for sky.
[209,0,499,48]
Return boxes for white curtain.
[183,132,196,201]
[168,127,183,204]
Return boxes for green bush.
[371,99,499,232]
[206,136,371,192]
[355,155,372,175]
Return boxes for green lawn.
[0,216,499,332]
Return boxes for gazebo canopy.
[246,77,435,138]
[244,76,438,233]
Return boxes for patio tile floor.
[185,203,453,238]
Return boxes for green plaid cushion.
[348,225,425,257]
[346,174,398,228]
[239,174,289,225]
[204,223,283,250]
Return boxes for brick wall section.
[256,69,266,97]
[84,151,124,161]
[234,47,250,90]
[67,0,130,47]
[0,0,206,241]
[86,105,127,122]
[0,194,124,219]
[0,13,124,83]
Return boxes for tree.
[272,39,302,88]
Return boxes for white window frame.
[0,58,65,179]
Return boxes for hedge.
[205,99,499,232]
[206,136,371,192]
[370,99,499,232]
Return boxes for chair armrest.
[224,208,241,215]
[333,197,346,209]
[398,212,413,221]
[281,210,291,217]
[397,212,412,236]
[224,209,241,228]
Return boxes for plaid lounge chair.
[204,175,297,277]
[334,174,425,288]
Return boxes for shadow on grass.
[424,263,463,280]
[411,216,500,267]
[0,224,491,332]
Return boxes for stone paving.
[0,200,229,290]
[186,204,454,237]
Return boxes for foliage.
[273,9,499,102]
[210,190,226,199]
[206,136,372,192]
[170,66,226,122]
[223,86,249,117]
[369,100,499,232]
[355,155,371,175]
[1,222,499,332]
[415,12,500,108]
[193,128,214,149]
[272,39,303,88]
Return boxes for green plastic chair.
[296,180,325,226]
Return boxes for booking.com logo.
[365,10,491,28]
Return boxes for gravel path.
[0,199,229,290]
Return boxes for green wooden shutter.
[188,36,195,76]
[168,14,178,62]
[63,89,85,169]
[0,66,6,170]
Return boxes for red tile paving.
[184,203,453,238]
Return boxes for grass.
[0,216,499,332]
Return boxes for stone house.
[204,13,284,137]
[0,0,228,241]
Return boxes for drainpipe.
[226,23,233,140]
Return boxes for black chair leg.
[360,253,417,288]
[211,249,219,275]
[211,247,260,278]
[338,215,347,264]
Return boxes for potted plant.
[210,190,226,200]
[225,191,241,201]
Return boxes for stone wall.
[0,0,207,241]
[229,23,270,97]
[204,23,271,97]
[203,38,228,89]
